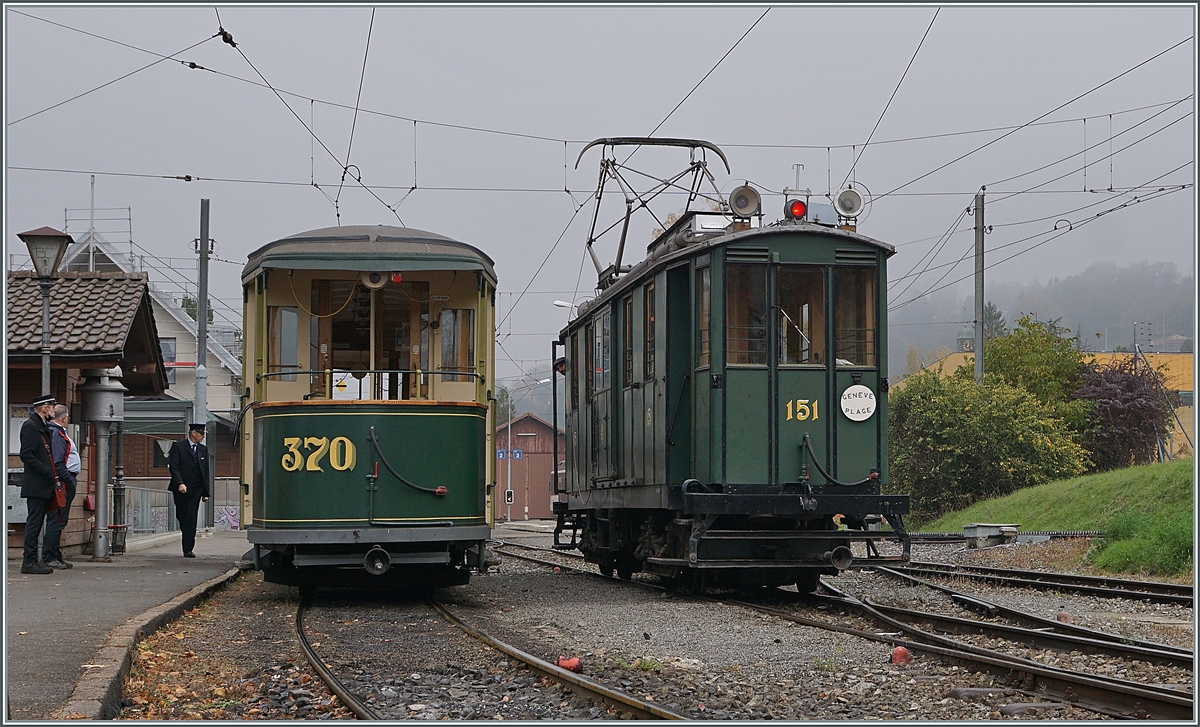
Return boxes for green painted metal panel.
[693,372,711,482]
[776,368,829,484]
[835,371,881,483]
[724,368,769,484]
[252,402,486,528]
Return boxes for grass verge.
[915,459,1194,578]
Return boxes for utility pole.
[196,199,212,528]
[973,188,985,384]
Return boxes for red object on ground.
[555,656,581,672]
[553,566,561,573]
[891,646,910,664]
[1057,610,1071,623]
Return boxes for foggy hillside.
[888,260,1194,380]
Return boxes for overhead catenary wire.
[334,8,377,223]
[6,33,220,126]
[886,107,1192,298]
[8,8,1192,159]
[889,178,1189,311]
[841,8,938,189]
[212,14,404,226]
[874,35,1192,202]
[987,98,1192,193]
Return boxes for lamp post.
[18,227,73,395]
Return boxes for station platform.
[4,530,251,720]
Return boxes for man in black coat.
[19,394,60,575]
[167,423,210,558]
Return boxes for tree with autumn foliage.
[1074,356,1179,470]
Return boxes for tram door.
[775,265,829,486]
[665,265,692,484]
[724,262,770,484]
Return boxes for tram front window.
[834,267,877,367]
[778,266,825,365]
[726,264,768,366]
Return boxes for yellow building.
[895,351,1194,457]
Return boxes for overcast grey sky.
[4,3,1196,383]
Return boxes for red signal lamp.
[785,199,808,220]
[391,272,403,284]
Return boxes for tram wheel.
[795,572,821,594]
[299,583,317,601]
[616,558,634,581]
[688,569,708,595]
[599,558,614,578]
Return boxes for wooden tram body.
[240,225,497,589]
[554,208,911,591]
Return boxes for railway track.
[493,539,1194,719]
[295,592,684,720]
[808,583,1192,720]
[892,561,1194,606]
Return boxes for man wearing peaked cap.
[19,395,60,574]
[167,423,210,558]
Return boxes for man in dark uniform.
[19,394,60,575]
[167,423,210,558]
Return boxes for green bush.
[890,369,1086,522]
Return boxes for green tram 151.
[239,225,497,591]
[552,139,911,592]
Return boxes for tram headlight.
[784,198,808,220]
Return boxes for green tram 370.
[553,139,911,592]
[240,225,497,590]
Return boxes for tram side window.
[268,306,299,381]
[726,264,768,366]
[644,283,655,379]
[593,310,612,393]
[570,332,579,410]
[623,297,633,387]
[778,267,825,365]
[439,308,475,382]
[585,323,595,400]
[697,267,710,367]
[834,267,877,367]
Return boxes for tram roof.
[242,225,496,283]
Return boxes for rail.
[493,540,1193,720]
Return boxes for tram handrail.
[255,368,483,382]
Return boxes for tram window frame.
[570,332,579,410]
[439,308,476,382]
[593,310,612,393]
[697,266,711,368]
[268,305,300,381]
[834,266,878,368]
[623,296,633,387]
[725,263,768,366]
[644,282,656,380]
[777,265,826,366]
[585,323,595,401]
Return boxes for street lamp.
[553,300,579,311]
[18,227,74,395]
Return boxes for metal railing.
[110,485,177,541]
